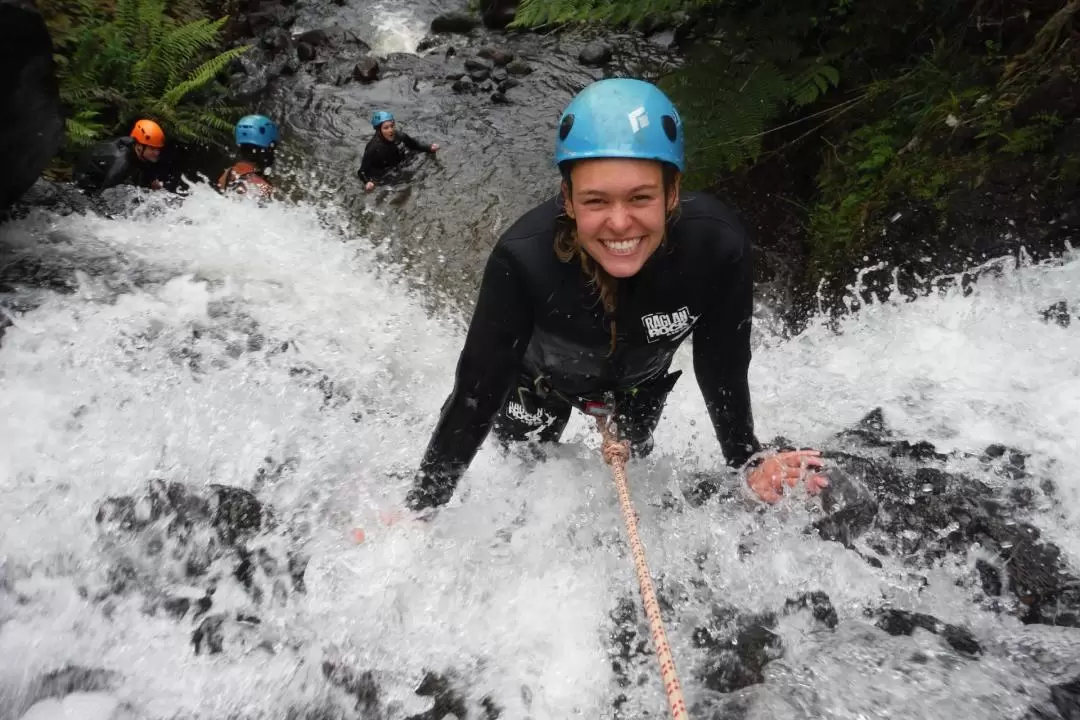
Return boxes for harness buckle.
[582,400,612,417]
[582,391,618,417]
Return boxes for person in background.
[73,119,166,192]
[357,111,439,192]
[217,114,279,198]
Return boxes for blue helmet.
[235,114,278,148]
[371,111,394,129]
[554,78,684,172]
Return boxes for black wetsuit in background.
[356,130,433,183]
[73,136,158,192]
[407,190,763,511]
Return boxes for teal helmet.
[235,114,278,148]
[371,111,394,129]
[554,78,684,172]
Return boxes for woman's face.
[564,158,679,278]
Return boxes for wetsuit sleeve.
[398,131,431,153]
[691,218,762,467]
[407,242,534,510]
[356,141,379,183]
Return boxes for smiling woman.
[403,77,828,515]
[561,159,681,276]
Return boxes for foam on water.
[1,185,1079,719]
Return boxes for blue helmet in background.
[371,111,394,129]
[235,114,278,148]
[554,78,684,172]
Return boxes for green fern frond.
[65,111,107,148]
[114,0,143,48]
[140,0,170,49]
[152,17,227,87]
[160,44,250,107]
[510,0,709,28]
[790,62,840,107]
[660,42,795,186]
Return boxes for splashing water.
[1,186,1079,719]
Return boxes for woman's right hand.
[745,449,829,503]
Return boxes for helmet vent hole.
[558,114,574,141]
[661,115,678,142]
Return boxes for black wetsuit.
[356,130,433,183]
[406,190,763,511]
[73,136,158,192]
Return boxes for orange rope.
[596,416,690,720]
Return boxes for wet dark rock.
[415,35,443,53]
[491,92,509,104]
[321,660,380,714]
[810,408,1080,629]
[93,475,303,650]
[478,46,515,66]
[190,610,265,655]
[296,41,316,62]
[465,57,492,72]
[498,78,521,93]
[162,596,192,619]
[1042,300,1072,327]
[0,0,65,216]
[240,7,297,38]
[468,68,490,83]
[1050,676,1080,718]
[296,28,331,47]
[982,443,1030,476]
[783,591,839,629]
[889,439,949,462]
[479,0,518,29]
[431,12,481,35]
[452,77,474,93]
[192,613,226,654]
[409,671,468,719]
[352,56,380,83]
[609,590,837,711]
[262,27,291,52]
[210,484,268,546]
[693,606,783,693]
[872,608,982,656]
[578,41,613,66]
[505,59,533,76]
[34,666,118,699]
[480,695,503,719]
[1,178,96,220]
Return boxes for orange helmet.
[130,119,165,148]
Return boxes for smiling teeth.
[603,237,641,255]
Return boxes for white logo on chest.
[641,306,697,342]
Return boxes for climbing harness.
[595,414,690,720]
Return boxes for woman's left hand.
[746,449,829,504]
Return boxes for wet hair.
[238,143,275,171]
[554,160,682,353]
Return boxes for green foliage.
[512,0,844,188]
[660,42,841,188]
[511,0,1076,282]
[510,0,713,28]
[40,0,250,158]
